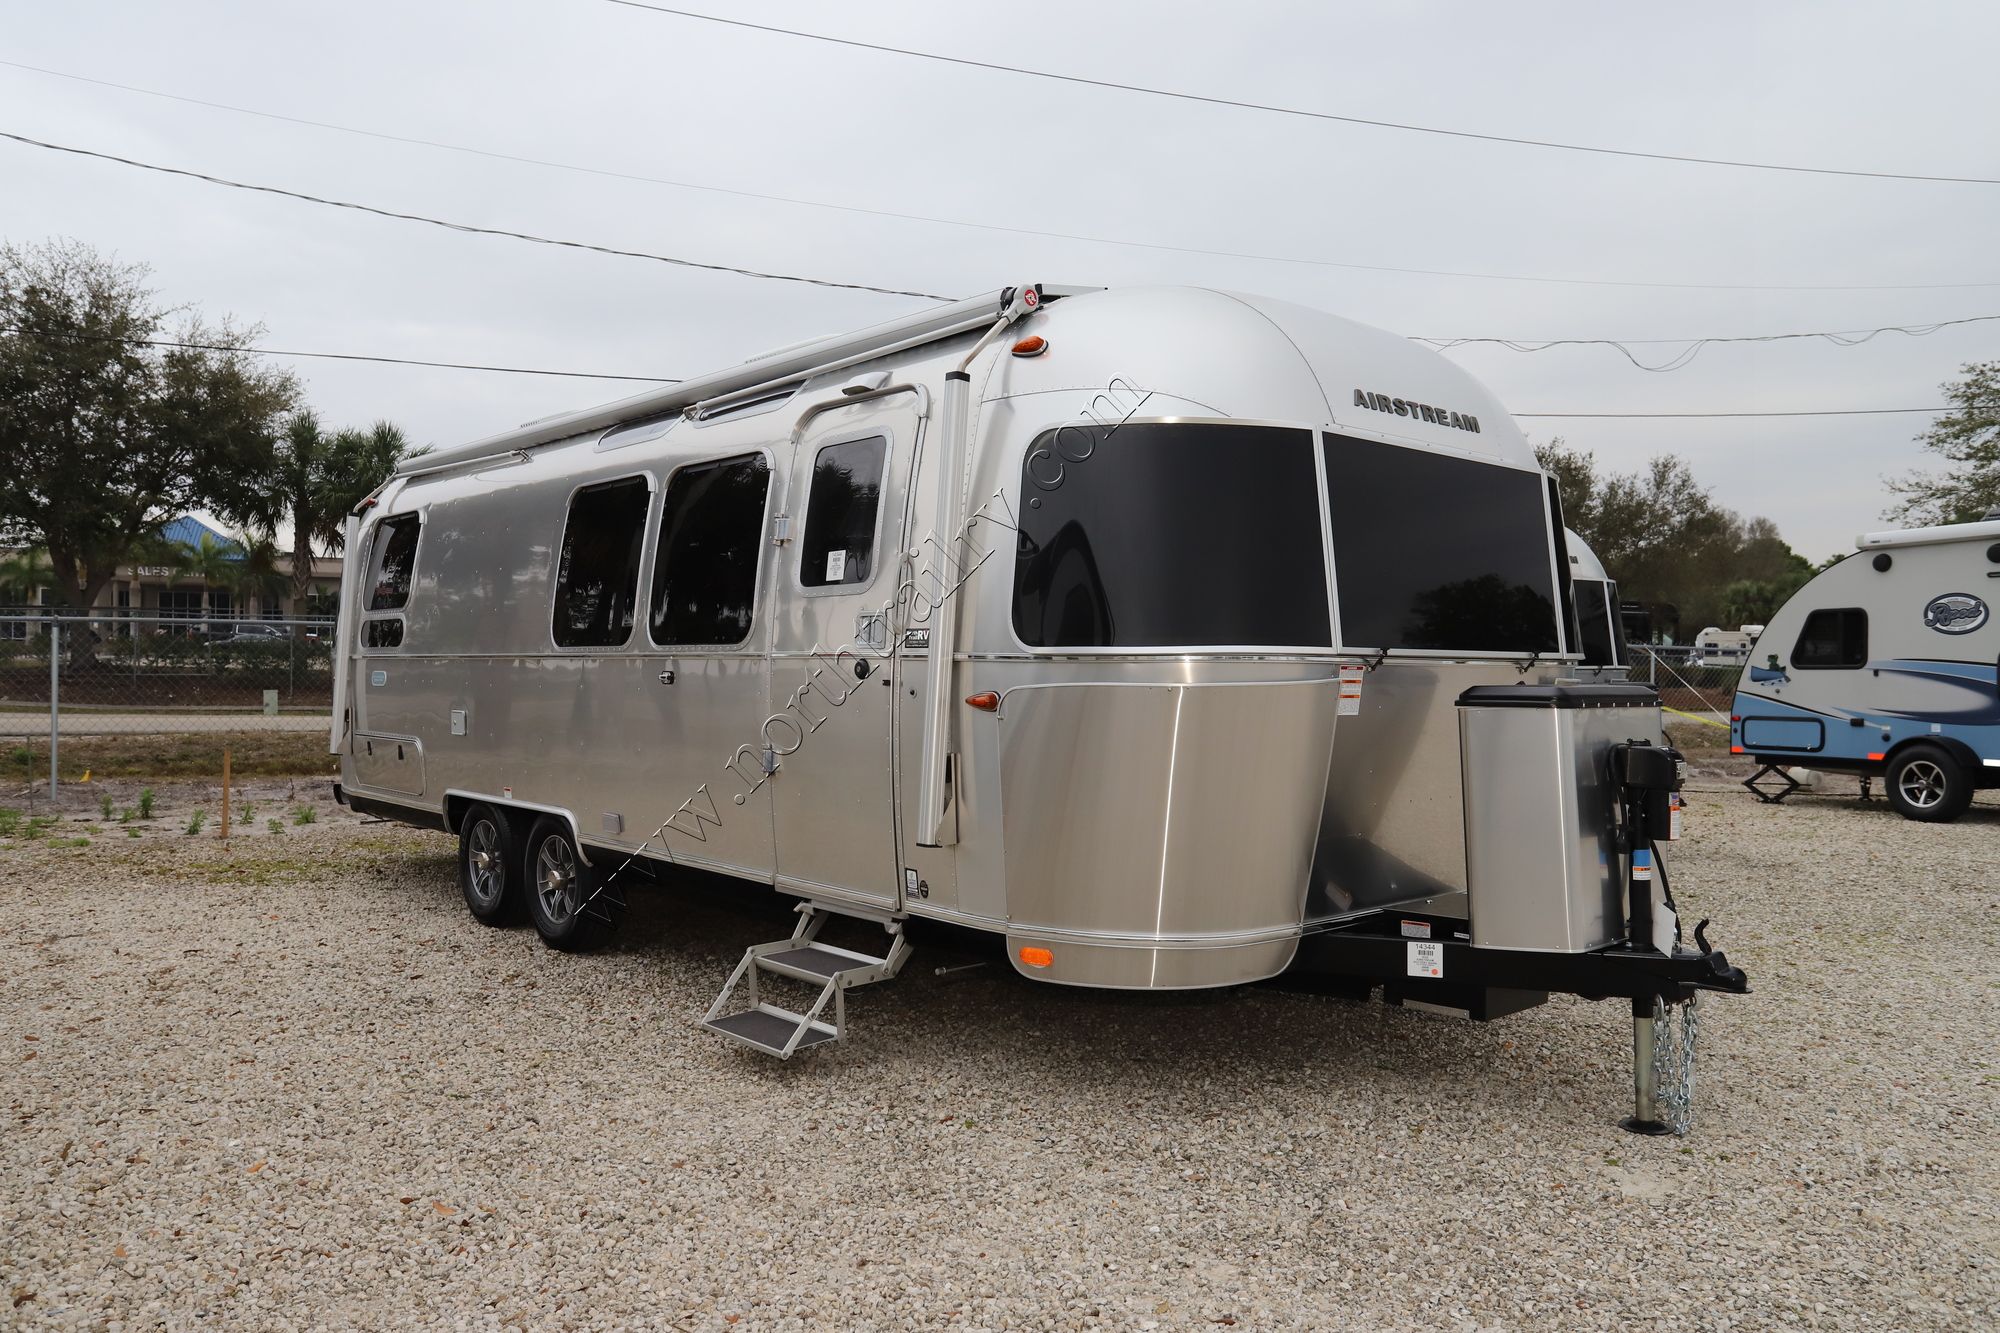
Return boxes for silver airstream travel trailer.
[333,285,1747,1131]
[1732,516,2000,821]
[1565,529,1630,679]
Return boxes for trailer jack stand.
[1621,1000,1674,1136]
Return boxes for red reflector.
[1729,715,1741,722]
[1866,752,1886,761]
[1730,746,1744,754]
[964,691,1000,712]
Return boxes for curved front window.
[1011,422,1331,649]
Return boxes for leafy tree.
[0,239,297,627]
[227,410,408,621]
[1886,360,2000,525]
[1537,441,1812,635]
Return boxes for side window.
[800,436,887,588]
[366,513,421,611]
[1792,608,1867,668]
[650,453,772,646]
[552,477,650,648]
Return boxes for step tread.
[760,944,886,978]
[702,1007,838,1056]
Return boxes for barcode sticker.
[1407,941,1443,978]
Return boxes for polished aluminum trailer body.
[336,285,1610,989]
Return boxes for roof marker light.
[1010,335,1048,358]
[1019,946,1053,968]
[965,691,1000,711]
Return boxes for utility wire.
[1514,407,1942,418]
[0,129,953,303]
[598,2,2000,187]
[0,323,679,382]
[1417,312,2000,372]
[8,59,1998,295]
[1,322,1948,417]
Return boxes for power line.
[1418,312,2000,372]
[0,323,679,382]
[1515,407,1943,418]
[599,2,2000,187]
[4,322,1950,418]
[0,129,952,303]
[9,60,1998,295]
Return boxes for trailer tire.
[1885,744,1973,823]
[457,803,522,925]
[523,816,608,951]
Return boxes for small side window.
[366,513,421,611]
[1792,608,1867,669]
[800,436,887,588]
[363,619,404,649]
[651,454,772,647]
[552,477,650,648]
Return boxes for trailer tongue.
[1296,683,1749,1134]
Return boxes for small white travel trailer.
[1732,516,2000,820]
[333,284,1746,1129]
[1693,626,1759,669]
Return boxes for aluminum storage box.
[1456,684,1662,953]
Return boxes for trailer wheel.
[1886,744,1973,823]
[523,816,608,951]
[457,803,521,925]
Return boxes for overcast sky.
[5,0,1998,560]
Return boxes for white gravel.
[2,778,1995,1330]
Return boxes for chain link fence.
[0,610,336,794]
[1629,646,1742,721]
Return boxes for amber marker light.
[1010,335,1048,357]
[965,691,1000,711]
[1019,946,1053,968]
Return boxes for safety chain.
[1651,993,1701,1136]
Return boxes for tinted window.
[1012,423,1330,648]
[801,436,886,588]
[1575,579,1618,666]
[366,513,421,611]
[1324,434,1559,653]
[552,477,649,648]
[1793,608,1867,668]
[651,454,771,646]
[363,618,404,649]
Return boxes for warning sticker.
[1668,795,1685,841]
[1632,848,1654,881]
[1399,919,1431,939]
[824,549,847,583]
[1407,940,1443,978]
[1338,664,1366,717]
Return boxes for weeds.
[118,807,134,824]
[293,806,317,826]
[99,793,115,820]
[266,818,283,834]
[137,788,156,819]
[185,810,207,836]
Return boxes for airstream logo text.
[1923,592,1989,635]
[1352,389,1480,433]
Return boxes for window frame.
[1790,606,1869,670]
[1006,415,1338,656]
[360,509,423,654]
[1320,431,1569,661]
[644,449,776,652]
[795,428,893,600]
[547,473,656,653]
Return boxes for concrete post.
[48,617,59,796]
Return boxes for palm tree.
[168,531,241,630]
[235,412,408,624]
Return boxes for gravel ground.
[2,778,1995,1331]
